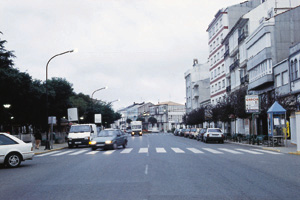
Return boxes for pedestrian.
[34,129,42,149]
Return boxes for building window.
[218,67,220,75]
[211,72,213,80]
[295,59,298,79]
[222,79,225,88]
[275,74,281,87]
[291,60,295,81]
[282,71,288,85]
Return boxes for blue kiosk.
[267,101,286,147]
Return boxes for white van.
[67,124,97,148]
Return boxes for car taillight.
[221,134,224,138]
[207,134,209,137]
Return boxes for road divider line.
[252,149,283,155]
[202,148,223,154]
[86,151,99,155]
[156,148,167,153]
[121,148,133,154]
[51,150,74,156]
[235,149,263,154]
[218,148,243,154]
[145,164,148,175]
[187,148,204,154]
[69,149,89,155]
[139,148,148,153]
[171,148,185,153]
[103,150,115,155]
[36,151,60,157]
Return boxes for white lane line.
[145,164,148,175]
[218,148,243,154]
[121,148,133,154]
[51,150,74,156]
[69,149,89,155]
[187,148,204,154]
[156,148,167,153]
[236,149,263,154]
[86,151,99,155]
[171,148,185,153]
[103,150,115,155]
[202,148,223,154]
[139,148,148,153]
[36,151,61,157]
[252,149,283,155]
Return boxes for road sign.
[245,95,260,113]
[95,114,102,123]
[68,108,78,121]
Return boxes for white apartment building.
[185,59,210,113]
[207,0,261,105]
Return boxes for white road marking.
[202,148,223,154]
[86,151,99,155]
[36,151,61,157]
[103,150,115,155]
[156,148,167,153]
[51,150,74,156]
[69,149,89,155]
[218,148,243,154]
[171,148,185,153]
[121,148,133,154]
[139,148,148,153]
[145,164,148,175]
[236,149,263,154]
[252,149,283,155]
[187,148,204,154]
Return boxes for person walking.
[34,129,42,149]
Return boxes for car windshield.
[132,125,142,129]
[208,129,222,133]
[69,125,91,133]
[98,130,116,137]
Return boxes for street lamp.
[3,104,11,109]
[45,49,75,150]
[91,86,108,99]
[108,99,120,105]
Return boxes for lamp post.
[45,49,75,150]
[108,99,120,105]
[91,86,108,99]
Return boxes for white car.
[203,128,224,143]
[0,133,34,168]
[151,127,159,133]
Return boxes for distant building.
[149,101,185,132]
[184,59,210,113]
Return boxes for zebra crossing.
[36,147,283,157]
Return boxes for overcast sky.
[1,0,243,110]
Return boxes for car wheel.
[5,153,21,168]
[91,147,97,151]
[123,140,127,148]
[112,142,118,150]
[68,144,73,148]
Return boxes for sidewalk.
[33,143,68,155]
[227,139,300,155]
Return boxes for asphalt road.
[1,133,300,200]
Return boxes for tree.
[148,117,157,126]
[126,118,132,124]
[0,32,15,69]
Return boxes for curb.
[262,148,281,153]
[34,147,67,155]
[288,151,300,155]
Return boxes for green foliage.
[126,118,132,124]
[148,117,157,125]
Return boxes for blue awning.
[267,101,286,114]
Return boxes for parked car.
[0,133,34,168]
[89,129,128,150]
[179,129,186,137]
[189,128,197,139]
[151,127,159,133]
[194,128,202,139]
[203,128,224,143]
[196,128,206,141]
[184,129,191,138]
[173,129,181,136]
